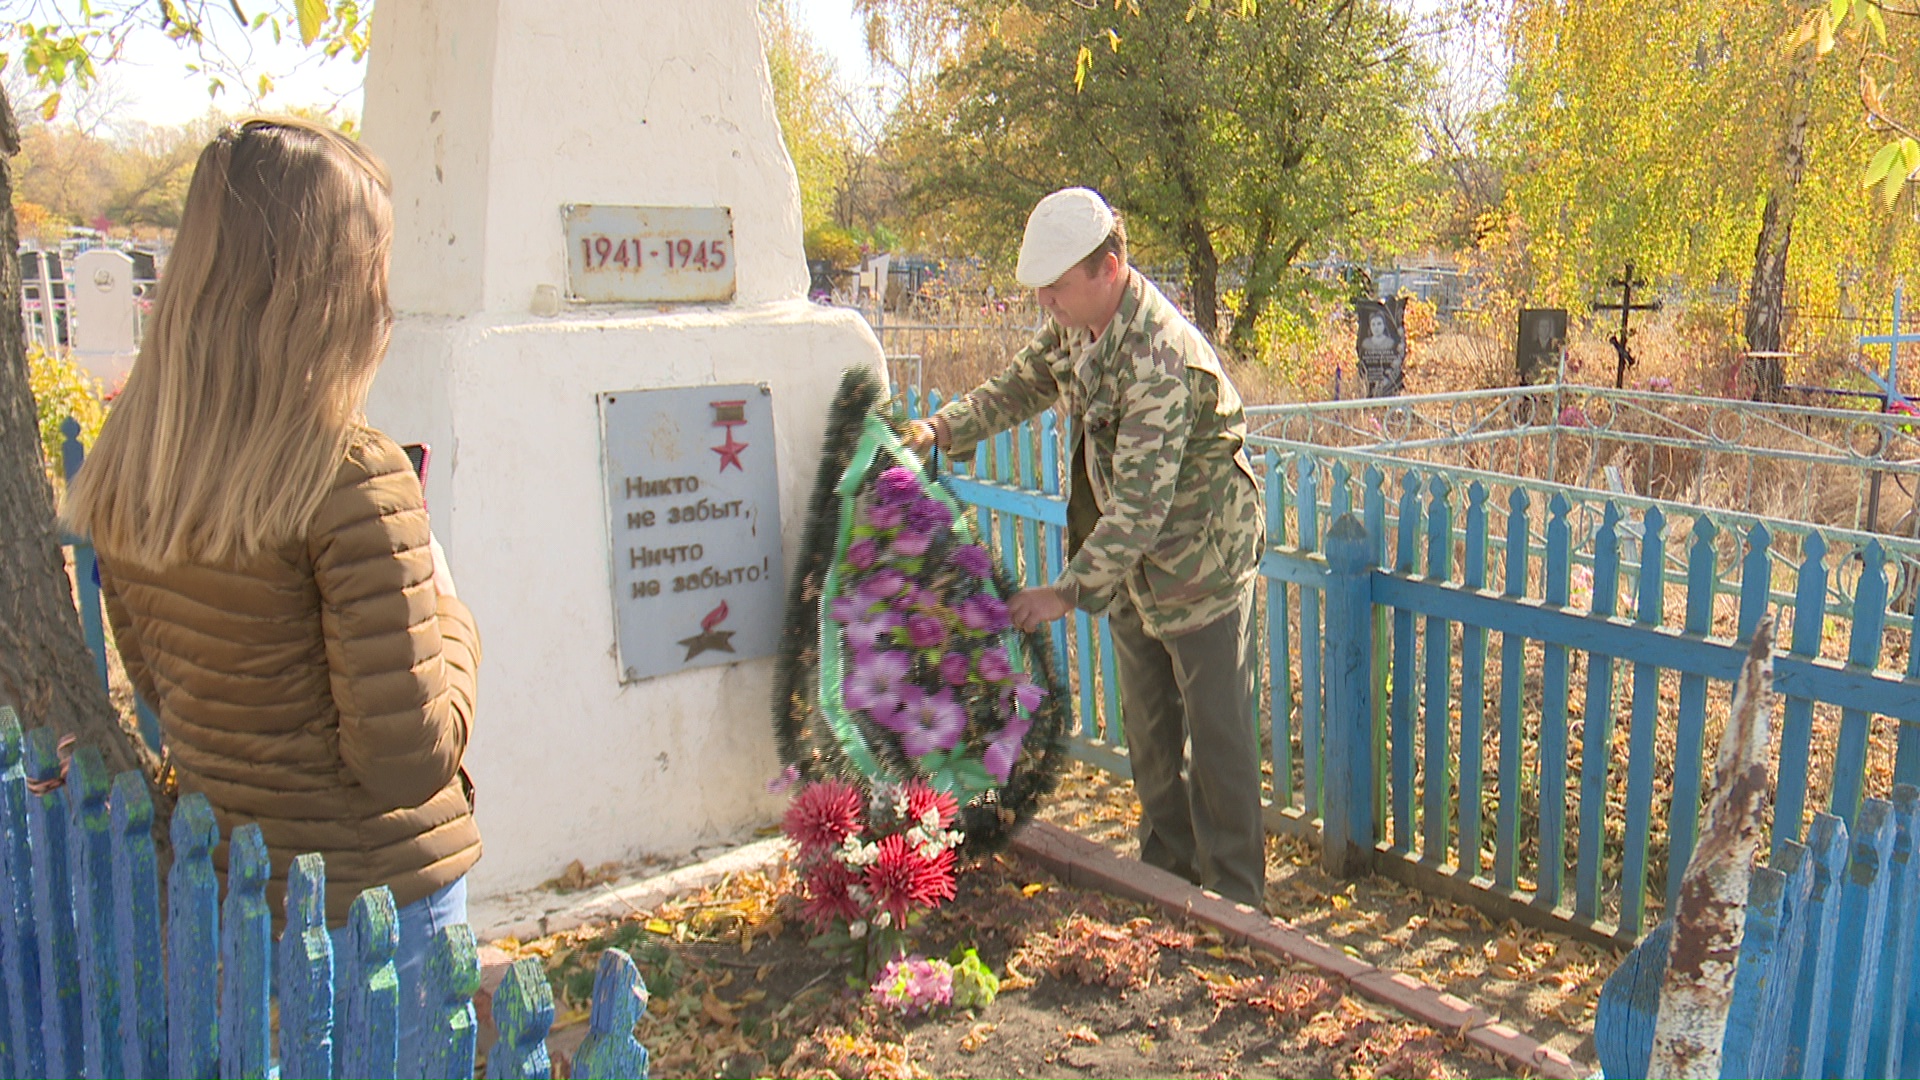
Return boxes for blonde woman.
[65,118,480,1062]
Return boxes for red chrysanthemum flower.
[799,861,863,931]
[902,780,958,832]
[864,833,957,923]
[783,779,865,855]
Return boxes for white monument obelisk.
[361,0,884,899]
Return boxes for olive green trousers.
[1106,583,1265,908]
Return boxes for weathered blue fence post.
[25,728,82,1078]
[168,795,220,1079]
[339,888,401,1080]
[488,958,557,1080]
[419,925,482,1080]
[281,854,336,1080]
[1321,513,1376,877]
[220,825,272,1080]
[573,949,650,1080]
[66,746,121,1078]
[109,771,164,1080]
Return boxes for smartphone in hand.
[402,443,430,510]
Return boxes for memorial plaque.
[564,205,736,303]
[600,384,783,682]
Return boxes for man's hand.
[902,417,945,455]
[1008,586,1075,631]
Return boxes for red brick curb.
[1010,820,1593,1080]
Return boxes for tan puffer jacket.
[99,427,481,927]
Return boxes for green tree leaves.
[1863,136,1920,207]
[891,0,1424,351]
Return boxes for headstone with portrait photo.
[1354,296,1407,397]
[1515,308,1568,386]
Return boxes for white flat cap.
[1016,187,1115,287]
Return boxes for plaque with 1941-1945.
[599,384,784,682]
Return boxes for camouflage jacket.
[937,270,1264,638]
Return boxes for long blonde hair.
[66,118,394,569]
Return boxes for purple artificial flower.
[957,594,1011,634]
[906,496,953,534]
[765,764,802,795]
[844,649,911,717]
[876,466,922,505]
[891,527,934,558]
[1004,671,1048,713]
[907,613,948,651]
[950,545,993,580]
[940,652,971,686]
[845,537,881,571]
[984,715,1033,784]
[977,646,1012,684]
[864,499,905,529]
[859,568,907,602]
[842,606,902,654]
[891,687,969,758]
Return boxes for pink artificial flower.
[984,715,1033,784]
[845,649,911,716]
[859,568,907,602]
[865,834,957,923]
[891,527,934,558]
[950,545,993,579]
[907,613,948,651]
[845,537,881,570]
[1004,671,1047,713]
[939,652,971,686]
[890,686,968,758]
[783,779,865,855]
[977,646,1012,683]
[957,595,1011,634]
[905,496,953,534]
[903,780,959,830]
[876,466,922,505]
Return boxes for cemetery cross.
[1855,283,1920,532]
[1595,261,1661,389]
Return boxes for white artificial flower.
[849,920,868,939]
[875,910,894,929]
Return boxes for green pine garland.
[772,367,1069,854]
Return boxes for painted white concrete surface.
[360,0,882,896]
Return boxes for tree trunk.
[1742,44,1815,382]
[0,82,143,781]
[1183,214,1220,344]
[1225,212,1275,360]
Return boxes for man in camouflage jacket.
[907,188,1267,907]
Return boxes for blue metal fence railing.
[903,389,1920,948]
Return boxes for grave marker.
[1596,261,1661,389]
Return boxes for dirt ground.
[1037,761,1611,1066]
[494,758,1609,1078]
[504,849,1519,1080]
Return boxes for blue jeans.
[329,876,469,1072]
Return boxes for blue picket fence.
[55,418,161,754]
[0,703,651,1079]
[903,392,1920,946]
[1596,788,1920,1079]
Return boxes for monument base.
[366,300,882,898]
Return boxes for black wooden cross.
[1594,261,1661,388]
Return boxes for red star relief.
[712,430,749,472]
